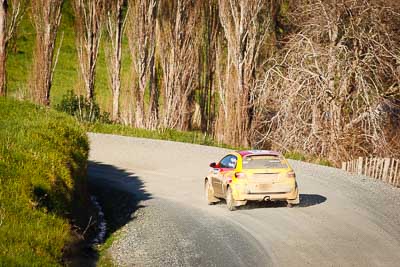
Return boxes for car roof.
[236,150,282,157]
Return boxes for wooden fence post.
[371,158,375,178]
[377,158,382,180]
[372,158,377,179]
[383,158,390,183]
[388,159,395,185]
[394,159,400,187]
[358,157,363,175]
[379,158,384,180]
[368,158,373,177]
[388,158,392,184]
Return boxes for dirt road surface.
[88,133,400,267]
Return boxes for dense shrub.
[56,91,111,124]
[0,98,89,266]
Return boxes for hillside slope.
[0,98,89,266]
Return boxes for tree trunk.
[147,53,158,129]
[105,0,124,121]
[199,0,218,133]
[111,79,120,121]
[43,27,53,105]
[112,83,120,121]
[0,0,7,96]
[217,0,269,147]
[128,0,159,129]
[86,70,95,101]
[35,30,53,105]
[135,91,145,128]
[73,0,103,103]
[31,0,63,106]
[111,34,122,121]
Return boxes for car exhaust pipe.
[263,196,270,202]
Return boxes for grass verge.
[85,122,236,149]
[284,151,333,167]
[0,98,89,266]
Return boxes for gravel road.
[88,133,400,267]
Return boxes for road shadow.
[234,194,327,210]
[298,194,327,208]
[68,161,152,266]
[88,161,152,236]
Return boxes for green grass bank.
[0,98,89,266]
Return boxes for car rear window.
[242,155,287,169]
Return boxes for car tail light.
[287,171,296,178]
[235,172,246,179]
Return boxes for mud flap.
[235,200,247,206]
[287,191,300,205]
[205,180,220,204]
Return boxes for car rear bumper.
[232,183,298,201]
[238,192,296,201]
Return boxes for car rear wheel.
[205,180,215,205]
[226,187,236,211]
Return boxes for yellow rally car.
[205,150,299,210]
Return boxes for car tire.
[226,187,236,211]
[205,180,216,205]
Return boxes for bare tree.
[0,0,24,96]
[216,0,271,146]
[127,0,158,128]
[257,0,400,163]
[73,0,104,101]
[104,0,127,121]
[31,0,63,105]
[158,0,199,130]
[0,1,8,97]
[197,0,219,132]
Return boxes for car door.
[212,155,237,197]
[219,155,237,196]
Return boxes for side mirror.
[209,162,217,168]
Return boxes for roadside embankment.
[0,98,90,266]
